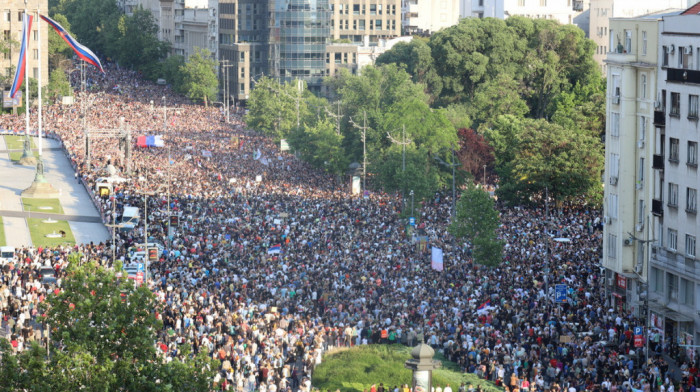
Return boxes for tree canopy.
[0,261,216,391]
[178,48,219,105]
[449,184,503,266]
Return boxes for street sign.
[555,284,567,303]
[409,217,416,226]
[137,263,144,272]
[634,326,643,336]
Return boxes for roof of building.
[682,2,700,15]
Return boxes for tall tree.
[456,128,494,184]
[245,76,300,138]
[449,184,503,266]
[178,47,218,105]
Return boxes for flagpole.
[36,7,42,157]
[24,3,29,143]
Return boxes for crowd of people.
[0,62,696,392]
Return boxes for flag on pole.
[477,300,491,311]
[39,14,104,73]
[9,13,33,98]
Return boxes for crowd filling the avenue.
[0,63,694,392]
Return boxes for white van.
[119,206,140,231]
[0,246,16,265]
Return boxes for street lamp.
[137,182,168,286]
[410,190,415,218]
[434,149,460,221]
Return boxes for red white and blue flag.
[267,244,282,254]
[477,300,491,311]
[39,14,104,73]
[9,13,33,98]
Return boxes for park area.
[4,135,38,162]
[312,345,501,392]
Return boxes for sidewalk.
[0,136,109,246]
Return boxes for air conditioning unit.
[610,176,618,185]
[671,44,676,54]
[686,46,693,55]
[638,140,645,149]
[624,238,634,246]
[636,223,644,232]
[654,100,662,109]
[612,96,620,104]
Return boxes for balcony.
[653,154,665,170]
[654,110,666,126]
[667,68,700,84]
[652,199,664,216]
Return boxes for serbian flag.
[477,300,490,311]
[9,13,33,98]
[267,244,282,254]
[39,14,104,73]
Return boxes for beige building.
[331,0,402,43]
[504,0,589,27]
[589,0,687,71]
[602,13,665,317]
[402,0,460,35]
[1,0,49,93]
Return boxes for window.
[240,83,244,93]
[639,116,646,141]
[681,47,692,69]
[375,20,382,29]
[687,188,697,213]
[608,234,617,259]
[540,0,547,6]
[32,49,38,60]
[638,200,645,225]
[3,30,9,41]
[641,74,647,99]
[611,112,620,137]
[638,158,644,185]
[18,11,22,22]
[681,278,695,305]
[667,272,679,301]
[642,31,647,55]
[670,138,680,162]
[663,46,669,67]
[610,153,620,182]
[689,95,698,119]
[651,267,664,293]
[353,4,359,15]
[679,47,686,68]
[671,92,680,116]
[688,141,698,166]
[32,67,37,79]
[3,10,9,22]
[669,229,678,251]
[669,183,679,207]
[687,235,697,258]
[624,30,632,53]
[610,29,615,53]
[518,0,525,6]
[612,75,621,102]
[608,193,618,219]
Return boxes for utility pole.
[349,110,369,192]
[434,150,460,221]
[387,124,413,211]
[220,60,232,123]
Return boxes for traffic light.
[169,215,179,227]
[148,248,158,261]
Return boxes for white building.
[602,10,670,326]
[648,5,700,355]
[459,0,504,18]
[589,0,689,71]
[459,0,589,34]
[402,0,461,35]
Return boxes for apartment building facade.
[402,0,460,35]
[648,8,700,354]
[602,14,662,326]
[1,0,49,95]
[332,0,401,43]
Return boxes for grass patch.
[0,216,5,246]
[312,345,502,392]
[27,218,75,247]
[22,198,65,214]
[4,135,39,162]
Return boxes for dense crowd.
[0,62,696,392]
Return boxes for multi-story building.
[602,11,667,321]
[503,0,589,28]
[331,0,401,43]
[648,6,700,352]
[589,0,687,72]
[1,0,49,93]
[460,0,504,19]
[402,0,460,35]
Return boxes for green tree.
[288,118,349,175]
[469,73,529,129]
[449,184,503,266]
[245,76,300,138]
[0,261,216,391]
[52,0,120,57]
[178,47,218,105]
[45,68,73,102]
[160,55,185,91]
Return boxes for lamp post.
[483,165,487,185]
[410,190,415,218]
[137,183,167,286]
[434,150,460,221]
